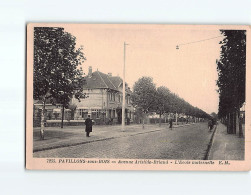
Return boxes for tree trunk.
[40,99,46,140]
[142,118,145,129]
[236,111,239,135]
[61,106,65,128]
[239,114,243,138]
[233,111,236,134]
[237,101,244,138]
[175,112,178,125]
[227,113,231,134]
[229,112,234,134]
[159,113,162,127]
[71,109,75,120]
[237,108,244,138]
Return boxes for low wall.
[34,120,85,127]
[34,120,134,127]
[48,120,85,127]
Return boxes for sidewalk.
[208,123,245,160]
[33,122,195,152]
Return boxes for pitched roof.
[109,76,123,88]
[83,70,131,92]
[84,71,118,91]
[109,76,132,94]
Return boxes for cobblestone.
[34,123,212,159]
[33,123,191,152]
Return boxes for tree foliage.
[216,30,246,118]
[34,27,86,105]
[131,77,157,114]
[131,76,210,125]
[155,86,171,115]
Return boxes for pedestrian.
[212,118,216,126]
[169,118,173,130]
[85,115,92,137]
[208,119,213,132]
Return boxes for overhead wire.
[176,35,224,49]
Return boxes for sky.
[63,24,223,114]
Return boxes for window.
[79,109,88,119]
[127,96,130,104]
[92,109,101,119]
[126,96,130,104]
[109,92,116,101]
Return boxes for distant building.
[71,66,135,124]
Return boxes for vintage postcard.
[26,24,251,171]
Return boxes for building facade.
[33,100,72,127]
[71,66,135,124]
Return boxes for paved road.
[34,123,213,160]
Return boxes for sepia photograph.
[2,1,251,194]
[26,24,250,170]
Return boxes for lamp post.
[122,42,129,131]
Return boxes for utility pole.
[122,42,128,131]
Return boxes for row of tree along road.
[216,30,246,137]
[131,77,210,128]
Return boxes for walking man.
[169,118,173,130]
[85,115,92,137]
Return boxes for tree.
[54,66,86,129]
[34,27,86,139]
[211,112,218,119]
[131,77,210,128]
[155,86,171,126]
[131,77,156,128]
[167,92,210,124]
[216,30,246,136]
[68,104,77,120]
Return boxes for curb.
[203,125,217,160]
[33,123,197,153]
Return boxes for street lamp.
[122,42,129,131]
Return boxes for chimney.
[108,73,112,77]
[88,66,92,77]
